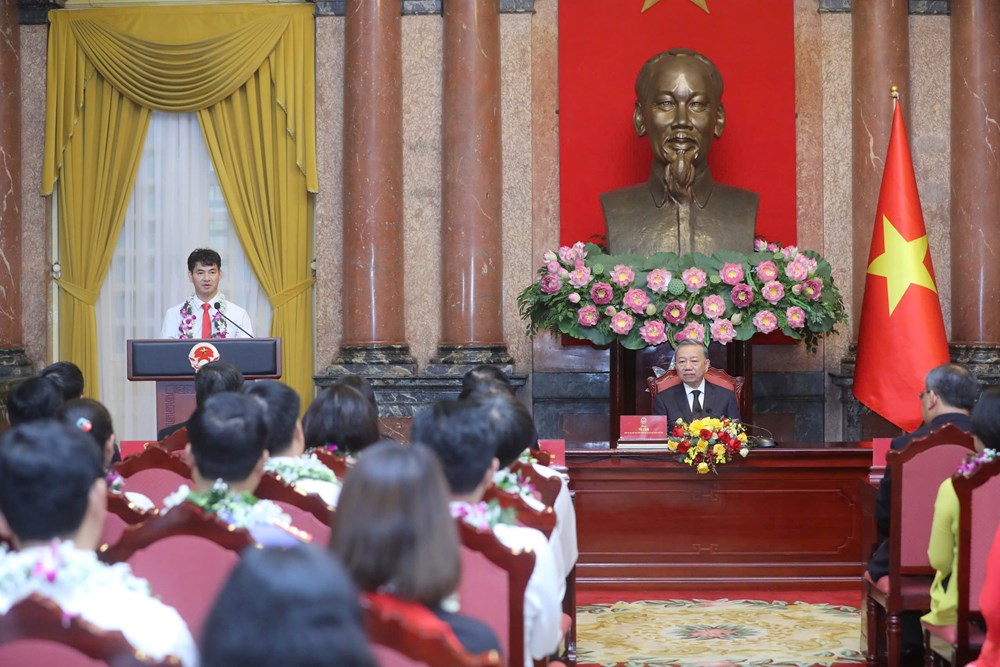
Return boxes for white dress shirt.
[0,541,198,667]
[160,295,253,339]
[531,462,578,579]
[685,380,708,412]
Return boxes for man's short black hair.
[187,248,222,272]
[480,394,537,469]
[925,364,980,411]
[411,399,497,495]
[187,392,267,483]
[243,380,301,456]
[6,377,64,426]
[302,385,380,454]
[39,361,85,401]
[195,361,244,406]
[0,421,104,542]
[333,375,379,410]
[458,365,514,400]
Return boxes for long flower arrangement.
[517,240,847,351]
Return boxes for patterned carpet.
[576,597,866,667]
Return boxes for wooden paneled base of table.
[567,442,874,590]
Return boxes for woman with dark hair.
[302,384,380,455]
[57,398,116,470]
[201,544,376,667]
[332,441,501,657]
[923,386,998,629]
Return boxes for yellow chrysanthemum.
[697,462,710,474]
[713,443,726,457]
[738,433,748,443]
[697,439,709,453]
[689,419,703,433]
[667,440,678,452]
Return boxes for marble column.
[336,0,416,375]
[431,0,512,372]
[0,0,33,421]
[950,0,1000,344]
[849,0,910,335]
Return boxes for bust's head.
[633,49,725,202]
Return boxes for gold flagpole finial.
[890,85,900,108]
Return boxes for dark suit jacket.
[867,412,973,579]
[156,419,188,442]
[651,382,741,425]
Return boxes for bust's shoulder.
[710,182,759,209]
[599,183,649,208]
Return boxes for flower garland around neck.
[177,294,229,339]
[494,468,537,503]
[163,479,290,529]
[105,470,125,494]
[265,455,339,486]
[518,448,539,465]
[956,448,998,478]
[449,500,517,532]
[0,540,150,599]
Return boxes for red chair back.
[0,594,175,666]
[99,502,254,642]
[483,486,556,539]
[101,492,157,549]
[457,520,534,667]
[113,447,193,506]
[362,592,502,667]
[311,448,351,478]
[509,460,562,509]
[158,427,190,454]
[253,473,333,545]
[955,456,1000,616]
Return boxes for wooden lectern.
[127,338,282,435]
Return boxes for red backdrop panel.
[558,0,797,249]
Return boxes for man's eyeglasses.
[920,389,932,399]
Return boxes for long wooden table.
[567,441,874,590]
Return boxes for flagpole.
[890,85,899,108]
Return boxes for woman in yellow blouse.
[922,387,1000,628]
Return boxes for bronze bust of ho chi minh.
[601,48,758,256]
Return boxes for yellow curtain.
[43,4,317,404]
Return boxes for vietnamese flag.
[853,101,949,432]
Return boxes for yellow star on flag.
[866,214,937,316]
[642,0,710,13]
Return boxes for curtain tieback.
[55,278,100,305]
[268,276,315,310]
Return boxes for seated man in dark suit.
[651,339,740,424]
[866,363,979,657]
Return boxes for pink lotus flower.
[756,261,779,282]
[761,280,785,304]
[624,288,650,314]
[702,294,726,320]
[610,264,635,287]
[674,321,706,343]
[692,304,703,315]
[786,306,806,329]
[590,282,614,305]
[767,243,780,252]
[539,274,561,294]
[730,283,754,308]
[802,277,823,301]
[720,263,745,285]
[568,292,581,304]
[577,305,599,327]
[610,311,635,335]
[710,319,736,344]
[645,269,673,293]
[639,320,668,346]
[604,306,617,317]
[682,267,708,291]
[752,310,778,334]
[568,265,592,288]
[546,261,560,274]
[663,300,687,324]
[780,245,799,260]
[753,238,768,252]
[558,242,587,264]
[542,250,557,263]
[791,283,803,295]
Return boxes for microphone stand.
[212,302,254,338]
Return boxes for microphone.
[213,302,254,338]
[742,422,777,448]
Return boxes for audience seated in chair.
[414,398,565,667]
[164,391,307,547]
[157,360,244,441]
[969,522,1000,667]
[245,379,341,507]
[333,441,502,659]
[201,544,376,667]
[923,388,1000,630]
[303,384,381,458]
[4,377,63,427]
[0,420,197,666]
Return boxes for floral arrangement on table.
[666,417,750,475]
[517,240,846,352]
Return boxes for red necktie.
[201,303,212,338]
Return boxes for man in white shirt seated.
[413,398,565,667]
[163,392,307,547]
[244,380,341,506]
[652,339,740,424]
[0,421,198,667]
[159,248,253,340]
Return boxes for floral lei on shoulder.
[449,500,517,532]
[177,293,229,339]
[0,540,150,600]
[494,468,537,503]
[956,448,998,478]
[265,455,339,485]
[163,479,291,529]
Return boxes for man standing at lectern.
[652,340,740,425]
[159,248,254,339]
